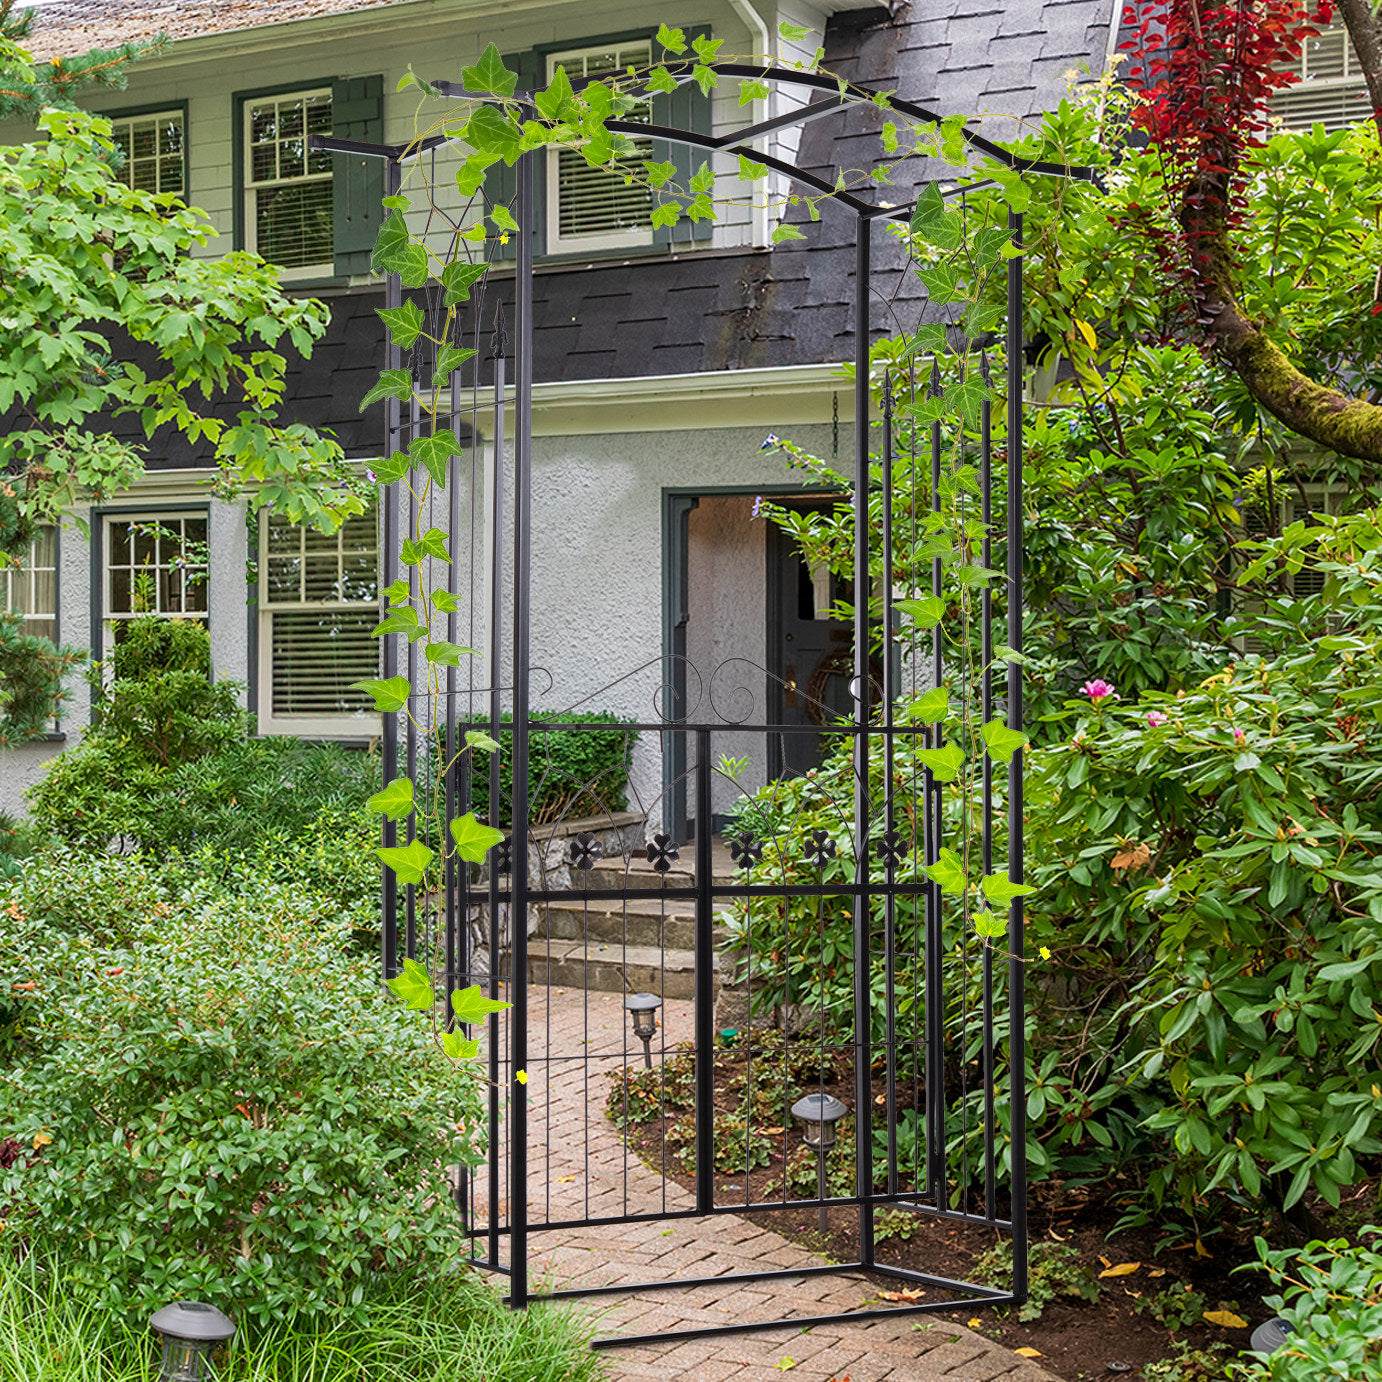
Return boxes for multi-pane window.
[546,43,654,252]
[259,505,379,731]
[1270,18,1370,131]
[3,526,57,642]
[105,515,208,644]
[245,90,334,271]
[109,111,185,196]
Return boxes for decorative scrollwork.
[875,829,909,869]
[568,833,603,872]
[802,829,838,869]
[728,834,763,870]
[645,833,680,873]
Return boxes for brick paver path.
[479,985,1056,1382]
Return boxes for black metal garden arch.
[311,63,1097,1348]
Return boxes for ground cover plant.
[0,1247,605,1382]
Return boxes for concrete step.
[583,854,740,893]
[537,895,730,950]
[528,939,715,1000]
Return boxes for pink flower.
[1082,678,1115,702]
[1146,711,1167,728]
[1234,728,1246,744]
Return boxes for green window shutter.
[652,27,712,249]
[332,75,384,276]
[482,50,546,254]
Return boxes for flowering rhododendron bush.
[1021,508,1382,1229]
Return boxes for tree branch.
[1336,0,1382,140]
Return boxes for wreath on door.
[803,648,885,725]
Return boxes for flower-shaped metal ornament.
[875,829,909,870]
[729,835,763,870]
[803,829,838,869]
[645,833,680,874]
[569,833,603,872]
[494,839,513,875]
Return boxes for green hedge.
[447,711,639,825]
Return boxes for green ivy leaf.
[981,872,1037,906]
[943,377,989,431]
[378,839,434,886]
[431,589,461,612]
[646,65,679,95]
[441,261,486,307]
[692,64,717,96]
[376,300,425,350]
[691,33,724,62]
[903,687,949,723]
[771,224,806,244]
[909,182,962,252]
[738,152,768,182]
[462,43,518,97]
[739,78,770,106]
[535,64,578,123]
[895,595,945,628]
[367,777,415,821]
[650,202,681,230]
[425,640,478,666]
[925,846,967,894]
[881,121,899,154]
[373,605,421,637]
[350,676,412,712]
[464,105,523,165]
[489,205,518,233]
[956,564,1005,587]
[917,743,965,782]
[689,161,714,194]
[456,153,499,199]
[381,578,410,601]
[992,643,1030,665]
[442,1030,482,1060]
[971,908,1006,939]
[645,160,676,188]
[779,21,811,40]
[452,983,513,1026]
[656,23,687,53]
[980,719,1029,764]
[360,369,414,411]
[915,264,966,305]
[963,302,1005,339]
[466,728,500,752]
[409,430,461,487]
[372,211,430,287]
[432,345,478,389]
[416,527,450,562]
[450,813,505,864]
[387,957,434,1010]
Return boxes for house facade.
[0,0,1220,819]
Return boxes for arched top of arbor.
[310,60,1102,223]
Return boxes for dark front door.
[766,511,854,780]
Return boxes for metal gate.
[313,63,1094,1346]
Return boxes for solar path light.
[623,992,661,1068]
[791,1092,848,1234]
[149,1301,236,1382]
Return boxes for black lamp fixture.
[150,1301,236,1382]
[623,992,661,1067]
[790,1092,848,1233]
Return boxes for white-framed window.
[1270,17,1371,132]
[244,89,334,274]
[545,42,655,253]
[109,110,185,196]
[105,513,208,646]
[3,525,57,642]
[258,504,380,735]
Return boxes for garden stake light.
[791,1093,848,1234]
[623,993,661,1068]
[149,1301,236,1382]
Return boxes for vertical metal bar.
[925,360,944,1203]
[405,388,420,964]
[380,155,402,987]
[880,376,898,1200]
[446,351,461,1013]
[980,363,996,1219]
[486,307,507,1270]
[851,213,875,1267]
[694,727,715,1215]
[509,151,535,1312]
[1006,207,1028,1306]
